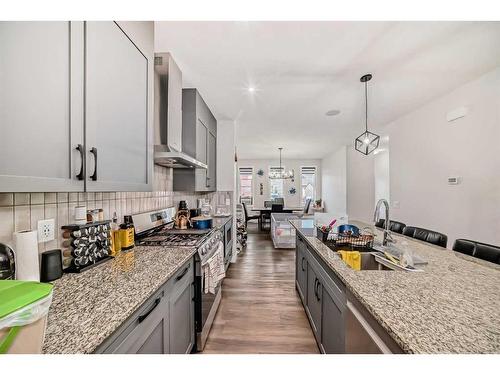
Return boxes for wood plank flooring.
[202,223,319,353]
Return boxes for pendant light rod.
[360,74,372,133]
[279,147,283,172]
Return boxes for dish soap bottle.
[110,212,121,256]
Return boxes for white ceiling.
[155,21,500,159]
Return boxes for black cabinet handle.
[314,278,318,299]
[89,147,98,181]
[191,282,196,302]
[75,144,84,180]
[175,266,190,281]
[316,281,321,301]
[301,257,306,272]
[138,297,161,323]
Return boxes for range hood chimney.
[154,53,207,169]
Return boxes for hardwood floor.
[202,223,319,353]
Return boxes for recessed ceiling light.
[325,109,341,116]
[248,86,256,93]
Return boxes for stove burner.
[137,231,210,248]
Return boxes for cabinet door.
[306,262,322,342]
[296,243,307,303]
[85,21,151,191]
[207,131,216,191]
[169,261,195,354]
[195,119,208,191]
[320,282,345,354]
[0,21,84,192]
[112,293,169,354]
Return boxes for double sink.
[325,242,425,272]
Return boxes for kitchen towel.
[14,230,39,281]
[202,242,225,294]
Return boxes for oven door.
[194,240,224,351]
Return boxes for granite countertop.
[290,219,500,354]
[42,245,197,354]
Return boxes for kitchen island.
[290,219,500,354]
[42,245,197,354]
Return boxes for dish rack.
[320,227,375,250]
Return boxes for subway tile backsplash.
[0,166,229,255]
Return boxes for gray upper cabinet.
[0,21,84,192]
[0,21,153,192]
[207,131,216,191]
[85,21,152,192]
[173,88,217,192]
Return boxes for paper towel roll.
[14,230,40,281]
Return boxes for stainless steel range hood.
[154,53,207,169]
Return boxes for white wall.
[321,146,347,215]
[346,146,375,223]
[237,159,321,208]
[217,120,236,191]
[347,67,500,247]
[374,145,390,204]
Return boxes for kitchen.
[1,2,499,373]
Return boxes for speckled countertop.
[290,219,500,354]
[211,215,232,230]
[42,245,197,354]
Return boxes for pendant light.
[355,74,380,155]
[269,147,294,180]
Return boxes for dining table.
[251,206,304,231]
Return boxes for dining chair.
[242,202,260,229]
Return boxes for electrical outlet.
[37,219,55,243]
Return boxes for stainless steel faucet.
[373,199,393,246]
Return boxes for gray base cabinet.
[295,237,307,301]
[169,261,195,354]
[295,233,403,354]
[296,233,346,353]
[97,258,194,354]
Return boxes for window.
[239,167,253,205]
[301,166,316,204]
[269,166,284,200]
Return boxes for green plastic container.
[0,280,53,354]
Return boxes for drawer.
[166,258,194,293]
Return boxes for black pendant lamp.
[355,74,380,155]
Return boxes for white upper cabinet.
[0,21,153,192]
[0,21,84,192]
[85,22,151,191]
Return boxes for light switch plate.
[37,219,55,243]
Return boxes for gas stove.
[132,208,222,259]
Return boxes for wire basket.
[324,227,375,250]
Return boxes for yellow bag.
[338,250,361,270]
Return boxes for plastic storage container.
[271,213,301,249]
[0,280,53,354]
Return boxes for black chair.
[271,204,283,212]
[303,198,312,215]
[402,226,448,248]
[375,219,406,234]
[273,197,284,205]
[453,239,500,265]
[242,202,260,229]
